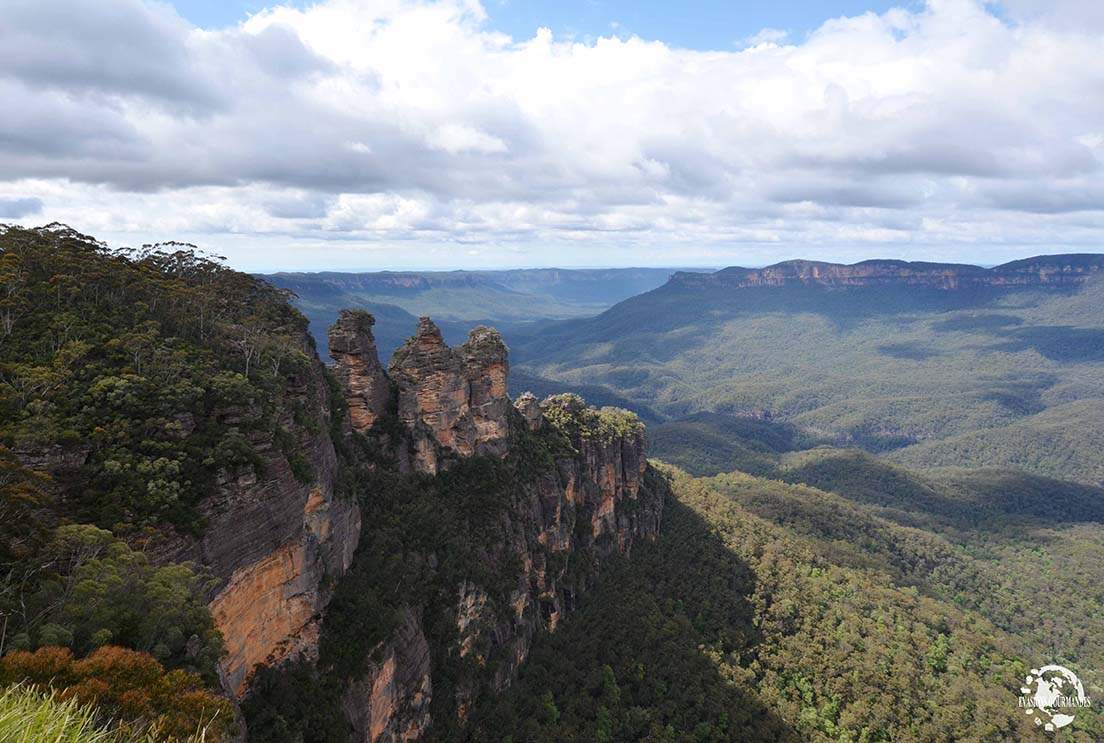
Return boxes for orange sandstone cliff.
[160,342,361,697]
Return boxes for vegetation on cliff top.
[0,224,324,532]
[0,224,328,734]
[541,393,645,446]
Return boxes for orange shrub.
[0,646,233,741]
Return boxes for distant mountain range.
[263,267,708,360]
[670,254,1104,290]
[264,254,1104,484]
[511,253,1104,485]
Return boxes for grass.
[0,686,121,743]
[0,685,210,743]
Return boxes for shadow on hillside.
[930,313,1025,333]
[648,412,810,478]
[465,494,800,742]
[877,342,941,360]
[775,453,1104,532]
[932,469,1104,525]
[993,326,1104,362]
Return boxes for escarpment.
[0,225,365,702]
[311,313,665,743]
[670,254,1104,291]
[163,346,361,697]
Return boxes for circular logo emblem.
[1019,665,1091,731]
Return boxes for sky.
[1,0,1103,271]
[169,0,910,52]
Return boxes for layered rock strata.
[387,318,510,475]
[166,350,361,697]
[341,609,433,743]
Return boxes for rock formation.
[329,310,392,433]
[388,318,510,474]
[161,351,361,697]
[341,610,432,743]
[320,316,664,743]
[513,392,543,431]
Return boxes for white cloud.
[0,0,1102,270]
[426,123,509,154]
[742,28,789,47]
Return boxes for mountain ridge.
[511,251,1104,485]
[670,252,1104,290]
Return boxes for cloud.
[0,0,1102,269]
[263,191,332,219]
[0,0,219,108]
[0,197,43,219]
[767,179,927,209]
[742,28,789,47]
[426,124,509,154]
[980,180,1104,214]
[997,0,1104,31]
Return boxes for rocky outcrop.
[324,317,664,743]
[670,254,1104,291]
[445,395,660,713]
[388,319,510,474]
[329,310,392,433]
[514,392,543,431]
[162,353,360,697]
[342,609,432,743]
[344,409,661,743]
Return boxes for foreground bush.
[0,684,219,743]
[0,647,232,742]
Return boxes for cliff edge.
[670,254,1104,291]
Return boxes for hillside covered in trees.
[0,224,315,739]
[513,258,1104,486]
[468,464,1104,742]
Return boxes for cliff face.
[164,353,361,697]
[0,226,365,703]
[670,254,1104,291]
[327,316,664,743]
[341,609,433,743]
[438,394,659,718]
